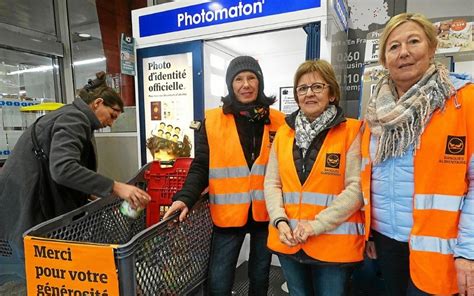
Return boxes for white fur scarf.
[365,63,455,164]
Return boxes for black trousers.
[372,230,431,296]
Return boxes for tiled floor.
[0,281,26,296]
[231,258,387,296]
[232,262,288,296]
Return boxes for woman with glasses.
[264,59,364,296]
[0,71,150,287]
[164,56,285,295]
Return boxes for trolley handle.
[135,181,147,191]
[71,211,88,222]
[159,160,175,166]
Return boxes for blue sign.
[0,100,37,106]
[333,0,348,31]
[139,0,321,38]
[121,33,136,76]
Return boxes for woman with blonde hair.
[362,13,474,295]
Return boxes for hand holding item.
[455,258,474,296]
[293,221,315,243]
[277,220,297,247]
[113,181,151,209]
[162,200,189,222]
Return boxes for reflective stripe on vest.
[251,164,266,176]
[210,192,250,204]
[283,192,335,207]
[288,219,365,235]
[361,87,474,294]
[206,108,286,226]
[251,190,264,201]
[414,194,464,212]
[410,235,457,255]
[209,166,248,179]
[209,164,266,179]
[267,118,365,263]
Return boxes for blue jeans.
[373,230,430,296]
[0,242,26,285]
[208,227,272,296]
[278,255,354,296]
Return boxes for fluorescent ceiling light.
[78,33,91,38]
[7,57,106,75]
[73,57,106,66]
[8,65,55,75]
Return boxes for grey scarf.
[365,63,455,164]
[295,105,337,157]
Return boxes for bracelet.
[275,218,288,228]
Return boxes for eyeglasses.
[108,106,122,113]
[106,105,122,118]
[296,82,329,96]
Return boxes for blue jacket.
[370,73,474,258]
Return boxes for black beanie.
[225,56,264,96]
[222,56,275,113]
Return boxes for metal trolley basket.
[23,162,212,295]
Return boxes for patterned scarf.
[238,105,270,123]
[295,105,337,157]
[365,62,455,164]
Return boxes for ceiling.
[208,27,307,58]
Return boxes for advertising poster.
[142,53,194,163]
[120,34,136,76]
[24,237,119,295]
[365,16,474,64]
[433,17,474,53]
[279,87,298,114]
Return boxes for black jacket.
[173,109,269,231]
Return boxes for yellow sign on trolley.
[24,236,119,295]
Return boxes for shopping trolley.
[144,157,193,226]
[22,162,212,295]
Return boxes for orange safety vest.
[267,118,365,263]
[206,108,285,227]
[361,85,474,295]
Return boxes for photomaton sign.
[139,0,320,38]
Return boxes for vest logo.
[325,153,340,168]
[445,136,465,155]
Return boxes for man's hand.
[163,201,189,222]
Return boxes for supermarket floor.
[0,259,386,295]
[0,281,26,296]
[231,258,387,296]
[232,262,288,295]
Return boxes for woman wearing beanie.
[164,56,285,295]
[264,60,364,296]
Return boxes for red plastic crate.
[144,157,193,226]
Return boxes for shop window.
[0,47,58,162]
[68,0,106,90]
[0,0,55,37]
